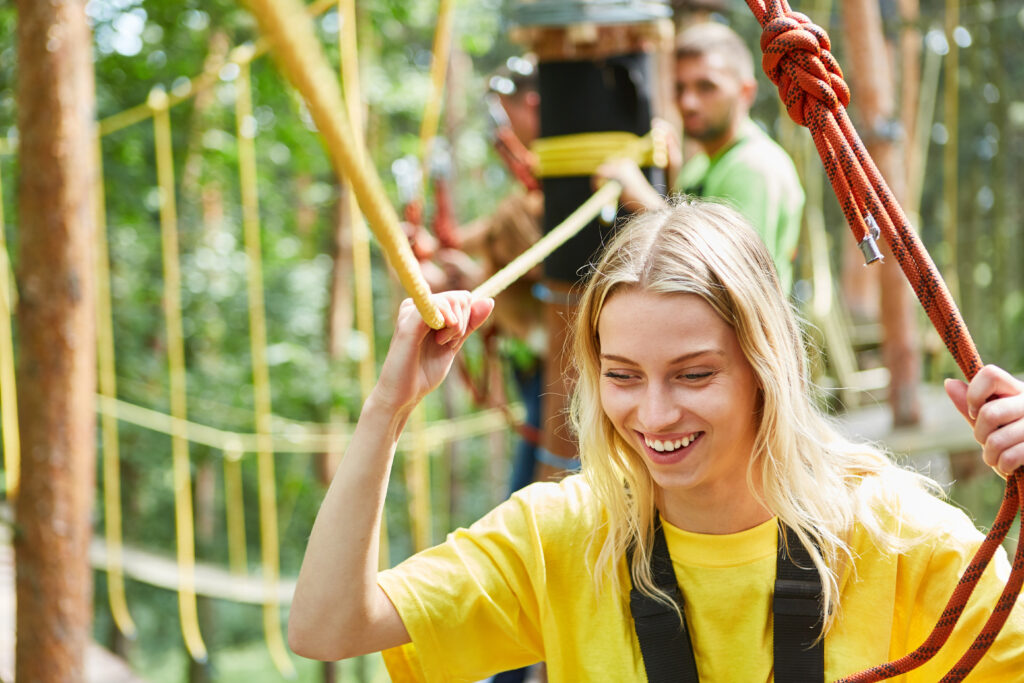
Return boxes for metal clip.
[858,214,883,265]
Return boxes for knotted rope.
[743,2,1023,680]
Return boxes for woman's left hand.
[945,365,1024,478]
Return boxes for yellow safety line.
[0,162,19,498]
[150,87,208,663]
[473,180,623,300]
[95,394,522,454]
[245,0,444,329]
[418,0,456,167]
[235,61,295,678]
[338,0,386,567]
[93,136,137,638]
[97,0,338,137]
[222,444,249,576]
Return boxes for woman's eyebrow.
[599,349,724,364]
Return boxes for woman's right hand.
[370,291,494,415]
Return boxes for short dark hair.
[675,22,754,82]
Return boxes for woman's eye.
[603,371,633,380]
[682,371,713,381]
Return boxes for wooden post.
[14,0,98,680]
[840,0,921,426]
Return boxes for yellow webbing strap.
[93,136,137,638]
[222,443,249,576]
[532,131,667,178]
[418,0,456,167]
[150,87,208,663]
[235,61,296,677]
[245,0,444,329]
[0,162,19,498]
[473,180,623,300]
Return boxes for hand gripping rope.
[742,2,1024,680]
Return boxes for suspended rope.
[244,0,444,329]
[418,0,456,169]
[742,2,1023,680]
[474,180,621,300]
[0,161,19,498]
[93,135,137,639]
[235,59,296,678]
[150,86,208,663]
[95,394,520,454]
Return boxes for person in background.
[598,21,804,292]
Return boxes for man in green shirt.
[598,22,804,291]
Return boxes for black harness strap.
[774,527,826,682]
[627,520,824,682]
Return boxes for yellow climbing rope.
[150,86,208,663]
[245,0,444,329]
[338,0,388,567]
[0,162,19,498]
[235,59,295,678]
[93,135,137,639]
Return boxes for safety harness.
[628,519,824,682]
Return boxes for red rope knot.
[759,11,850,126]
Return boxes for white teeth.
[645,434,695,452]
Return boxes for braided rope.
[743,2,1022,680]
[245,0,444,329]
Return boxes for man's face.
[674,52,748,146]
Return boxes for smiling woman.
[288,199,1024,681]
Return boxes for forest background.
[1,0,1023,681]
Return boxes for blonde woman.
[288,201,1024,680]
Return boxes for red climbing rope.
[743,1,1024,680]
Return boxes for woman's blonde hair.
[570,199,936,628]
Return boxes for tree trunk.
[840,0,921,426]
[13,1,98,680]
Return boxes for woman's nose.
[637,383,682,432]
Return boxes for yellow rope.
[235,61,295,678]
[338,0,387,567]
[95,394,522,454]
[418,0,456,167]
[474,180,623,300]
[0,161,19,498]
[150,87,208,663]
[244,0,444,329]
[531,131,666,178]
[222,444,249,576]
[93,136,137,638]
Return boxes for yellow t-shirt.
[378,475,1024,682]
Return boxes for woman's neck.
[656,484,772,535]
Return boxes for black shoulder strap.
[627,519,824,682]
[774,525,825,682]
[626,518,700,683]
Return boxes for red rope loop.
[744,1,1019,680]
[759,11,849,126]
